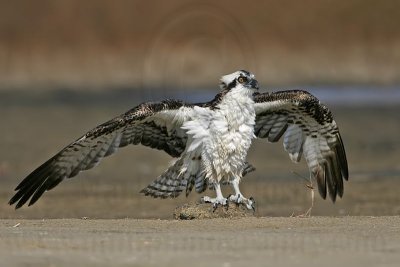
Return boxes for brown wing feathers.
[254,90,348,202]
[9,100,188,208]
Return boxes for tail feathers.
[185,171,207,196]
[140,158,200,198]
[141,160,256,198]
[140,159,186,198]
[140,177,186,199]
[242,162,256,176]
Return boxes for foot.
[201,196,228,212]
[228,194,256,211]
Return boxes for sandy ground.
[1,217,399,267]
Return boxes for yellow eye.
[238,77,247,83]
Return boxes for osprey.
[9,70,348,211]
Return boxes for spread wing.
[254,90,348,201]
[9,99,195,208]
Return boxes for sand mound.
[173,202,255,220]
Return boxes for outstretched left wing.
[9,99,194,209]
[253,90,348,201]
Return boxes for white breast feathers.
[182,87,256,183]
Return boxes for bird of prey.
[9,70,348,211]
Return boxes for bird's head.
[219,70,259,91]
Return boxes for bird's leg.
[228,178,255,211]
[303,188,314,217]
[291,172,315,218]
[299,183,315,217]
[201,182,228,210]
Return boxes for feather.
[10,100,194,208]
[254,90,349,202]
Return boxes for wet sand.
[1,217,399,267]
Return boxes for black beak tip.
[251,80,259,90]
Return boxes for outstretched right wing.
[9,99,195,209]
[254,90,348,202]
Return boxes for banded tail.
[140,160,255,198]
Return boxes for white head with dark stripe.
[219,70,259,92]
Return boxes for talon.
[225,201,229,211]
[201,195,228,211]
[212,203,218,213]
[249,197,256,212]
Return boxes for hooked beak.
[250,79,259,90]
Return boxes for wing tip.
[8,199,16,206]
[329,193,337,203]
[15,200,25,210]
[8,191,23,208]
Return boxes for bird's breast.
[211,99,256,154]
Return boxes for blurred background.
[1,0,399,219]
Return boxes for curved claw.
[212,203,218,213]
[201,196,228,212]
[228,194,255,211]
[212,201,230,213]
[249,197,256,212]
[224,201,230,211]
